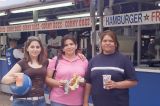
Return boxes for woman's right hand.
[58,80,67,87]
[9,74,17,84]
[1,63,22,85]
[3,73,17,84]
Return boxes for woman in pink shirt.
[46,34,88,106]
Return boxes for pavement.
[0,91,12,106]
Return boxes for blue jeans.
[12,98,46,106]
[51,101,82,106]
[51,101,66,106]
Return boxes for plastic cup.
[102,75,111,89]
[15,73,24,87]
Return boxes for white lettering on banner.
[103,9,160,27]
[0,17,91,33]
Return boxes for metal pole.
[33,10,38,36]
[97,0,104,33]
[90,0,96,57]
[137,26,141,66]
[137,3,142,66]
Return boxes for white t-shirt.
[13,49,24,59]
[48,36,62,56]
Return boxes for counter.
[88,66,160,106]
[130,67,160,106]
[136,66,160,73]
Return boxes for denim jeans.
[51,101,66,106]
[12,98,46,106]
[51,101,82,106]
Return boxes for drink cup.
[15,73,24,87]
[102,75,111,89]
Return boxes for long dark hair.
[100,30,119,52]
[24,36,47,64]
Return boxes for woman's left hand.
[105,80,117,90]
[79,77,86,86]
[106,80,137,89]
[77,53,86,60]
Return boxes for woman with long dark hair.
[1,36,48,106]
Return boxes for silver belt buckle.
[19,98,26,100]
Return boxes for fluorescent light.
[57,11,100,19]
[57,12,90,19]
[9,17,47,25]
[155,1,160,6]
[0,11,7,16]
[11,1,74,13]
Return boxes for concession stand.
[0,0,160,106]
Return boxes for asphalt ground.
[0,91,12,106]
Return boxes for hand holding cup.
[13,73,24,87]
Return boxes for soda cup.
[102,75,111,89]
[15,73,24,87]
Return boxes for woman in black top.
[1,36,48,106]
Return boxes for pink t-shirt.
[47,55,88,105]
